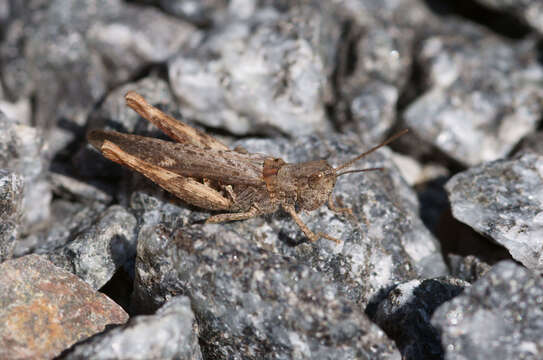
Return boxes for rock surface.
[61,296,202,360]
[0,255,128,360]
[446,153,543,272]
[405,21,543,166]
[132,225,401,359]
[0,169,23,261]
[432,261,543,360]
[3,1,543,359]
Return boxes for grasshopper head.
[299,130,409,211]
[297,162,337,211]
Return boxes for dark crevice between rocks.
[437,208,513,269]
[366,279,467,360]
[423,0,532,39]
[325,20,358,133]
[99,267,134,315]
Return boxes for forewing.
[88,130,266,185]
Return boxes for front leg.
[327,194,353,217]
[282,204,341,244]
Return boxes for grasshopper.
[88,91,407,243]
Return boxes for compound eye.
[310,172,323,182]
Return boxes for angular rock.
[1,0,195,134]
[446,153,543,272]
[14,200,107,257]
[50,172,113,204]
[86,3,197,85]
[332,0,438,142]
[0,111,50,230]
[49,205,138,289]
[169,4,340,135]
[432,261,543,360]
[372,277,468,360]
[0,254,128,360]
[405,21,543,166]
[133,226,400,359]
[89,76,179,136]
[0,170,24,262]
[61,296,202,360]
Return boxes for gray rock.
[61,296,202,360]
[90,76,179,136]
[168,4,340,135]
[446,153,543,272]
[348,80,400,144]
[1,0,195,132]
[0,111,50,230]
[14,200,107,256]
[133,226,401,359]
[405,21,543,166]
[331,0,438,142]
[475,0,543,34]
[432,261,543,360]
[86,3,197,85]
[50,172,112,204]
[49,205,138,289]
[0,170,24,262]
[373,277,469,360]
[0,88,31,126]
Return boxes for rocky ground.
[1,1,543,359]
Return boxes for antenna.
[336,167,384,177]
[334,129,408,172]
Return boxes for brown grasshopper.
[88,91,407,243]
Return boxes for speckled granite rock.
[61,296,202,360]
[0,169,23,262]
[332,0,437,142]
[4,1,543,359]
[432,261,543,360]
[0,254,128,359]
[14,200,107,257]
[132,225,401,359]
[1,0,196,131]
[48,205,138,289]
[405,21,543,166]
[446,153,543,272]
[0,111,50,230]
[168,3,340,135]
